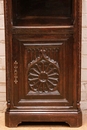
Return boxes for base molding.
[5,109,82,127]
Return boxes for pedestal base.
[5,109,82,127]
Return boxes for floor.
[0,111,87,130]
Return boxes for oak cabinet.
[4,0,82,127]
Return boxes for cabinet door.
[12,34,74,110]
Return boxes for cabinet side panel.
[77,0,82,103]
[4,0,13,108]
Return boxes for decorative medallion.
[28,49,59,93]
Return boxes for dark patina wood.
[4,0,82,127]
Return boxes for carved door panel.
[12,35,74,109]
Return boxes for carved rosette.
[28,49,59,93]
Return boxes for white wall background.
[81,0,87,110]
[0,0,6,112]
[0,0,87,112]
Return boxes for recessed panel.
[20,0,72,17]
[12,0,73,26]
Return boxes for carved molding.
[14,61,18,84]
[28,49,59,93]
[12,27,73,35]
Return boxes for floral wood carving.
[28,49,59,93]
[14,61,18,84]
